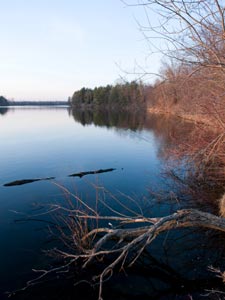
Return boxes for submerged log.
[3,177,55,187]
[68,168,116,178]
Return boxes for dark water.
[0,107,224,299]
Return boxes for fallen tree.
[11,185,225,299]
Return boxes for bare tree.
[122,0,225,180]
[123,0,225,68]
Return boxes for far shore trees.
[0,96,9,106]
[70,81,147,110]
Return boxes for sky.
[0,0,161,101]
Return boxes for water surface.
[0,107,223,299]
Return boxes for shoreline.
[148,107,218,129]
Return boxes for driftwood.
[64,208,225,300]
[3,177,55,187]
[68,168,116,178]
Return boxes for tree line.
[0,96,68,106]
[69,81,148,110]
[0,96,9,106]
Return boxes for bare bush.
[122,0,225,180]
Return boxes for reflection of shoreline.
[69,107,223,201]
[0,107,9,115]
[68,107,198,158]
[0,105,70,116]
[68,107,148,130]
[68,107,196,152]
[68,107,218,170]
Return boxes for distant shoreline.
[3,102,69,106]
[0,96,69,107]
[0,104,69,107]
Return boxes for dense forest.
[70,81,148,110]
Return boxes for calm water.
[0,107,224,299]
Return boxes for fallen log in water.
[3,177,55,187]
[3,168,116,186]
[68,168,116,178]
[10,207,225,300]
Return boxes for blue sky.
[0,0,161,101]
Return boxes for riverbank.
[148,107,220,129]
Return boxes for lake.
[0,107,224,299]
